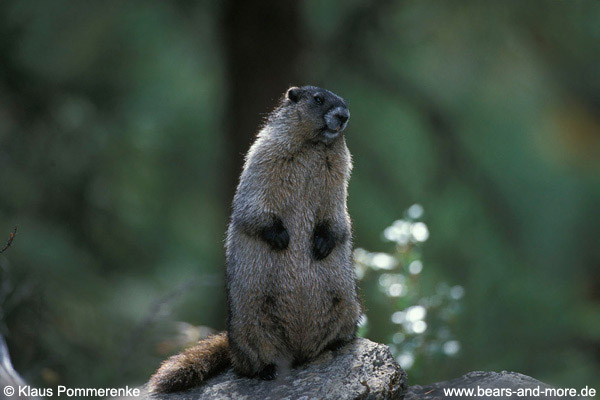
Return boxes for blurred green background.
[1,0,599,392]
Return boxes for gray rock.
[126,341,570,400]
[136,338,407,400]
[0,334,40,400]
[405,370,568,400]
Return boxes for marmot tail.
[149,332,229,393]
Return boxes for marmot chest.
[266,152,344,215]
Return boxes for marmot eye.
[314,95,324,105]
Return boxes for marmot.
[149,86,361,393]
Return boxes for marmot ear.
[286,87,300,103]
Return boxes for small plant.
[355,204,463,373]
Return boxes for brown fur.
[149,333,229,393]
[149,86,361,393]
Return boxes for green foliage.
[356,205,463,382]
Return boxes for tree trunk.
[221,0,305,203]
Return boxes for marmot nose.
[335,110,349,124]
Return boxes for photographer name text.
[4,385,141,398]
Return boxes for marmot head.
[269,86,350,145]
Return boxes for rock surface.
[0,334,41,400]
[405,371,566,400]
[130,341,568,400]
[138,338,407,400]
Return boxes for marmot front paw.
[261,218,290,250]
[312,222,336,260]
